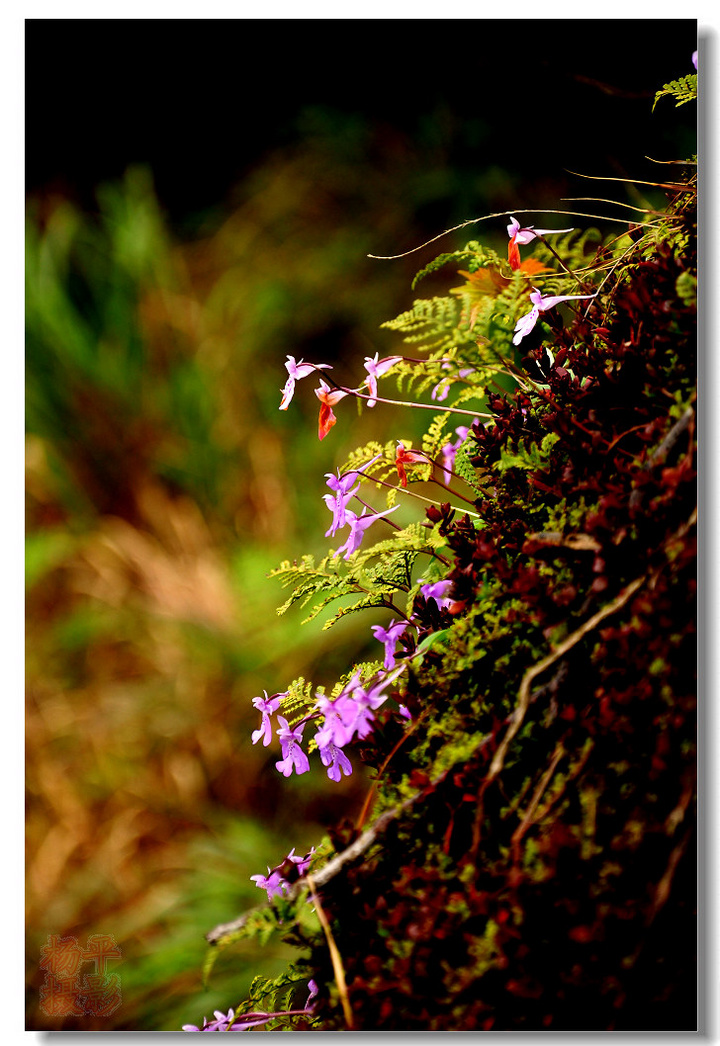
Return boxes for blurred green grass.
[25,115,485,1030]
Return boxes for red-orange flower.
[315,380,349,440]
[506,215,574,271]
[395,441,429,488]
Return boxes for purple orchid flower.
[507,216,574,245]
[318,742,353,782]
[279,356,331,410]
[183,1007,240,1032]
[371,618,408,670]
[692,50,697,69]
[352,665,408,738]
[363,353,402,407]
[314,692,359,749]
[250,868,288,901]
[251,690,285,747]
[305,980,319,1008]
[322,453,384,537]
[420,579,454,610]
[507,217,576,270]
[512,287,597,346]
[275,717,310,777]
[322,486,359,537]
[287,846,316,876]
[334,504,400,560]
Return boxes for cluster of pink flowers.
[279,353,404,441]
[250,564,460,794]
[256,214,600,794]
[251,664,409,784]
[278,217,598,447]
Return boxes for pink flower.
[315,693,359,749]
[315,380,349,440]
[286,846,316,876]
[692,50,697,69]
[334,504,400,560]
[250,868,288,901]
[363,353,401,408]
[512,287,597,346]
[420,579,454,610]
[371,619,408,670]
[441,421,478,473]
[279,356,331,410]
[318,742,353,782]
[507,216,574,271]
[275,717,310,777]
[323,454,383,536]
[251,690,285,747]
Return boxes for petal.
[537,291,597,311]
[318,402,337,440]
[531,226,574,236]
[279,376,295,410]
[508,238,522,270]
[512,306,540,345]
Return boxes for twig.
[486,574,647,783]
[205,789,424,945]
[306,874,353,1029]
[367,209,663,261]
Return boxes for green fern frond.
[381,296,476,355]
[461,241,506,273]
[282,677,318,721]
[320,590,396,631]
[493,432,560,474]
[270,555,361,619]
[653,73,697,111]
[335,443,398,491]
[453,442,484,495]
[410,241,506,289]
[411,249,480,289]
[421,411,451,460]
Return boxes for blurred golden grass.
[25,122,462,1028]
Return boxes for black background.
[26,19,698,226]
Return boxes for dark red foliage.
[303,203,696,1030]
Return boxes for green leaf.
[653,73,697,111]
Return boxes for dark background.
[26,18,698,228]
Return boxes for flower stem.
[355,388,492,418]
[535,234,589,292]
[350,466,482,520]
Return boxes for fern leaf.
[421,411,451,460]
[494,432,560,474]
[321,591,394,631]
[653,73,697,111]
[453,443,484,494]
[411,250,479,289]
